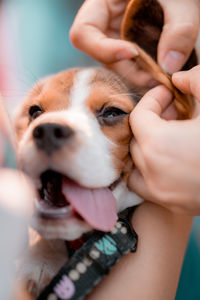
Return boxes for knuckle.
[164,22,198,52]
[180,23,198,43]
[69,25,82,47]
[175,23,198,45]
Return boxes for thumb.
[172,66,200,102]
[158,0,200,74]
[130,85,173,142]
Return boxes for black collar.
[37,209,138,300]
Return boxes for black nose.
[33,123,74,155]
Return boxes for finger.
[161,101,178,120]
[172,65,200,102]
[128,168,153,201]
[130,139,146,171]
[70,0,139,63]
[130,86,173,141]
[158,0,200,74]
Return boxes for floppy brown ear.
[121,0,198,119]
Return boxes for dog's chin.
[31,169,121,241]
[31,214,92,241]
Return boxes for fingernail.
[162,51,185,74]
[116,48,139,60]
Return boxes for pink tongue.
[62,178,117,231]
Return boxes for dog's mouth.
[35,170,118,232]
[36,170,73,220]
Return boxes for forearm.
[86,202,192,300]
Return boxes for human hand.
[172,65,200,100]
[128,81,200,215]
[70,0,152,87]
[157,0,200,74]
[70,0,200,86]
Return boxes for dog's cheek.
[53,112,119,187]
[17,135,49,180]
[51,136,118,188]
[102,119,133,175]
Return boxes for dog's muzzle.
[33,123,74,155]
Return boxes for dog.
[15,67,143,296]
[14,0,198,296]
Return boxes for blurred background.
[0,0,200,299]
[1,0,98,110]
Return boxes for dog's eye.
[29,105,43,120]
[97,106,128,126]
[102,107,126,118]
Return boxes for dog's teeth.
[47,182,53,193]
[44,192,51,201]
[44,190,51,202]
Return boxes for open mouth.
[35,170,119,232]
[35,170,74,219]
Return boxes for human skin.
[70,1,199,298]
[85,76,196,299]
[86,202,192,300]
[70,0,200,214]
[129,66,200,215]
[70,0,200,86]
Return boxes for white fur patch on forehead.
[69,69,94,108]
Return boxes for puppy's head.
[15,67,142,240]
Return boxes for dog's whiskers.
[109,93,136,98]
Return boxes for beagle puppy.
[14,0,197,295]
[15,67,142,295]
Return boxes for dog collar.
[37,213,138,300]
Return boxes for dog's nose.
[33,123,74,155]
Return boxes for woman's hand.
[128,66,200,215]
[70,0,152,86]
[157,0,200,73]
[70,0,200,86]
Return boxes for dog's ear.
[121,0,197,119]
[121,0,197,69]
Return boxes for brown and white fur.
[15,67,143,296]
